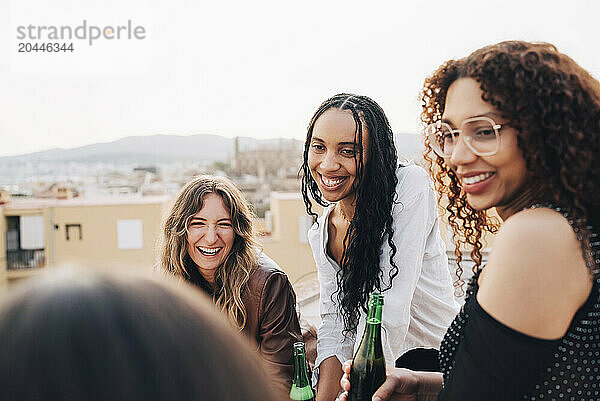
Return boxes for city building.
[0,195,170,289]
[232,137,303,180]
[259,192,322,325]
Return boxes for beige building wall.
[259,193,322,285]
[1,197,170,288]
[1,193,321,290]
[51,201,167,269]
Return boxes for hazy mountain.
[1,135,302,164]
[1,133,424,165]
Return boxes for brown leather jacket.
[241,253,303,396]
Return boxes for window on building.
[6,216,19,251]
[20,215,45,250]
[65,224,82,240]
[5,215,46,270]
[117,219,143,249]
[264,210,273,234]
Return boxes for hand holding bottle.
[340,292,386,401]
[339,361,442,401]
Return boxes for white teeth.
[322,176,345,187]
[462,173,494,185]
[197,247,221,255]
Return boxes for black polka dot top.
[437,205,600,401]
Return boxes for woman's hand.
[338,360,440,401]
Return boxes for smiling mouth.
[320,175,347,189]
[462,172,495,185]
[197,246,222,256]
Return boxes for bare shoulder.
[489,207,588,277]
[494,208,581,253]
[477,207,593,339]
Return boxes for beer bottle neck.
[363,297,383,351]
[293,348,310,387]
[366,296,383,324]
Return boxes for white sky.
[1,0,599,157]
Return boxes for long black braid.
[299,93,399,335]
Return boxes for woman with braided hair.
[300,93,458,401]
[341,41,600,400]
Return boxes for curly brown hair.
[420,40,600,286]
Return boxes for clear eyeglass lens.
[428,119,499,156]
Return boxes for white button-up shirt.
[309,163,459,371]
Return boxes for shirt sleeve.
[314,258,356,370]
[257,270,303,395]
[380,176,439,357]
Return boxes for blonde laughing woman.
[159,175,302,396]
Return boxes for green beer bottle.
[347,292,386,401]
[289,341,315,401]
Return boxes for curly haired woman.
[159,175,302,396]
[341,41,600,400]
[300,93,459,401]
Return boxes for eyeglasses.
[425,116,505,157]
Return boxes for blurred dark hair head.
[0,268,279,401]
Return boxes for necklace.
[338,204,353,223]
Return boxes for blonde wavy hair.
[159,175,258,329]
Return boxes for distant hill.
[0,133,424,165]
[0,135,302,164]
